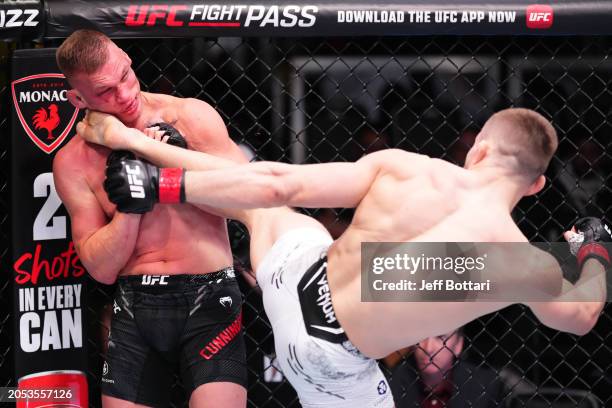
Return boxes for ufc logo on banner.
[141,275,169,285]
[126,165,145,198]
[526,5,553,29]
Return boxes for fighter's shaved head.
[56,29,112,78]
[479,108,558,181]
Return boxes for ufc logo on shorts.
[142,275,169,285]
[125,164,146,198]
[526,5,553,29]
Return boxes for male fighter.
[77,108,609,408]
[53,30,248,407]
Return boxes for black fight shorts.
[101,268,246,406]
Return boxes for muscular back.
[353,157,464,242]
[326,151,527,357]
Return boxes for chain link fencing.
[0,41,14,390]
[1,36,611,407]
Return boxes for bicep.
[278,149,418,208]
[281,160,379,208]
[53,162,108,247]
[67,195,109,248]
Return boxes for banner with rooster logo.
[10,48,88,385]
[12,73,79,154]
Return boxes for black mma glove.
[150,122,188,149]
[107,149,136,166]
[569,217,611,269]
[104,155,185,214]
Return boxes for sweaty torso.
[66,93,232,276]
[327,155,520,358]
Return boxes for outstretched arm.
[127,137,386,209]
[135,132,391,208]
[180,146,424,209]
[183,156,382,209]
[77,112,418,209]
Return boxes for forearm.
[562,259,606,332]
[76,212,141,284]
[123,128,388,210]
[533,259,606,335]
[184,162,287,209]
[558,259,606,303]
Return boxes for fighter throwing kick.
[77,108,609,407]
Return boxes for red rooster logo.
[32,104,60,140]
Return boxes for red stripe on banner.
[188,22,241,27]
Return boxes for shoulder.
[359,149,432,168]
[468,212,525,242]
[492,215,529,242]
[53,137,108,180]
[175,97,227,137]
[362,148,425,163]
[167,97,243,157]
[53,137,85,174]
[178,97,220,120]
[361,149,431,178]
[52,138,96,198]
[146,93,220,123]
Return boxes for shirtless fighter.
[77,108,609,407]
[52,30,248,407]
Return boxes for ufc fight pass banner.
[42,1,612,38]
[11,48,87,380]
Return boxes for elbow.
[81,260,118,285]
[90,268,118,285]
[75,243,118,285]
[266,180,289,207]
[570,304,603,336]
[260,165,292,208]
[570,323,594,337]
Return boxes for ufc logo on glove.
[126,165,145,198]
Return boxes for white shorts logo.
[113,300,121,314]
[377,380,387,395]
[142,275,169,285]
[103,361,109,376]
[219,296,233,308]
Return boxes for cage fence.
[1,35,611,407]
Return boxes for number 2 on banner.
[33,173,66,241]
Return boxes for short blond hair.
[56,30,112,77]
[482,108,558,180]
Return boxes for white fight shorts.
[257,227,394,408]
